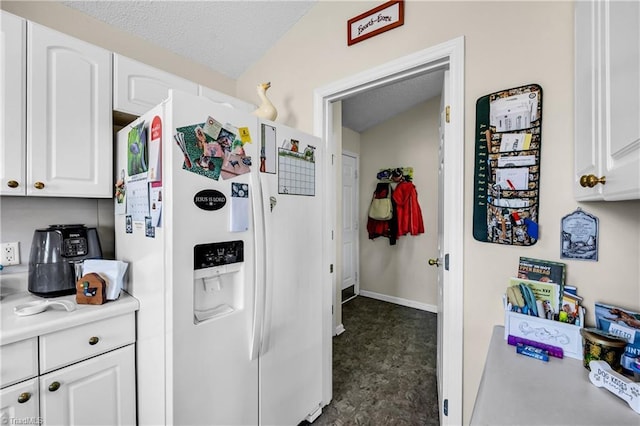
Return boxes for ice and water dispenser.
[193,240,244,323]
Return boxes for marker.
[506,179,516,190]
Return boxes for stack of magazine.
[506,257,584,326]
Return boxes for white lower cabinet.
[40,345,135,426]
[0,378,39,425]
[0,312,136,426]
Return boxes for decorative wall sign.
[347,0,404,46]
[561,207,598,261]
[194,189,227,211]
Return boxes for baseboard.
[334,323,345,336]
[359,290,437,313]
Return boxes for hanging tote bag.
[368,183,393,220]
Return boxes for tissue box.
[82,259,128,300]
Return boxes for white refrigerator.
[115,90,324,425]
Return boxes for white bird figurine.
[253,82,277,121]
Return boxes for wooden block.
[76,273,106,305]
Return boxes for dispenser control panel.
[194,241,244,270]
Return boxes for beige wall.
[237,1,640,422]
[342,127,361,155]
[359,99,439,307]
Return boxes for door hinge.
[355,271,358,281]
[445,253,450,271]
[332,154,335,165]
[330,264,334,273]
[354,170,358,179]
[443,399,448,416]
[445,105,450,123]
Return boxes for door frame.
[313,36,464,425]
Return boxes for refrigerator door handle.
[260,174,274,355]
[250,172,266,361]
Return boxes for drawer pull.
[48,381,60,392]
[7,180,19,188]
[34,181,45,189]
[18,392,31,403]
[89,336,100,345]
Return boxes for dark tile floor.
[311,296,439,426]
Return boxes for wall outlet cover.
[1,242,20,265]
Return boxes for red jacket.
[392,182,424,237]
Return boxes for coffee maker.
[28,224,103,297]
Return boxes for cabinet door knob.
[7,180,19,188]
[428,258,440,267]
[48,381,61,392]
[34,181,45,189]
[579,174,606,188]
[89,336,99,345]
[18,392,31,403]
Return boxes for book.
[517,257,566,286]
[509,277,562,317]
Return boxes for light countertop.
[0,290,139,346]
[471,325,640,425]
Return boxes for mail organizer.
[473,84,542,246]
[503,297,583,360]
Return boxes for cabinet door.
[198,85,257,113]
[574,0,602,200]
[602,0,640,200]
[40,345,135,426]
[114,54,199,116]
[0,11,26,196]
[0,378,39,425]
[27,22,112,198]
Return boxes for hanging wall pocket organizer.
[473,84,543,246]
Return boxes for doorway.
[314,37,465,425]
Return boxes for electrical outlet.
[1,242,20,266]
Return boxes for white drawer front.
[39,313,135,373]
[0,338,38,388]
[0,377,39,422]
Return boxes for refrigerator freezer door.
[258,123,324,425]
[166,91,261,425]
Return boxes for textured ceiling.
[62,0,443,133]
[342,70,444,133]
[63,0,316,79]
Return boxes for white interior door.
[436,70,449,419]
[341,152,359,297]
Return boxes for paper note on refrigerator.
[126,178,150,222]
[230,183,249,232]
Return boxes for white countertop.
[471,325,640,425]
[0,290,139,346]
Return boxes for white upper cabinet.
[0,11,26,196]
[198,85,257,113]
[113,54,199,116]
[574,0,640,201]
[27,22,112,198]
[1,14,112,198]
